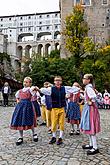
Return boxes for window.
[10,30,12,32]
[47,14,50,18]
[20,28,22,32]
[28,27,31,31]
[9,18,11,21]
[1,18,3,21]
[39,27,42,30]
[82,0,91,5]
[39,15,42,18]
[20,17,22,20]
[55,25,58,29]
[55,14,58,17]
[46,26,49,30]
[20,23,23,26]
[10,34,11,37]
[74,0,80,4]
[0,24,3,27]
[28,16,31,19]
[39,21,42,24]
[102,0,108,4]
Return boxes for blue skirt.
[10,99,36,130]
[67,102,81,121]
[32,101,41,117]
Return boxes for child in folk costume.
[45,83,53,134]
[103,90,110,109]
[40,76,80,145]
[40,82,50,126]
[31,88,41,118]
[80,74,100,155]
[67,82,81,135]
[10,77,38,146]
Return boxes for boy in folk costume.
[80,74,100,155]
[10,77,38,146]
[40,76,80,145]
[40,82,50,126]
[45,83,53,134]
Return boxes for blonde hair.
[83,74,94,84]
[24,77,32,83]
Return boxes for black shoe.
[16,138,23,146]
[33,134,38,142]
[49,137,56,144]
[57,138,63,145]
[82,145,93,149]
[87,148,99,155]
[48,129,52,134]
[69,130,75,136]
[40,122,46,126]
[75,130,80,135]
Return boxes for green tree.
[64,5,88,66]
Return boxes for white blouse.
[40,86,80,96]
[85,84,96,102]
[15,87,36,99]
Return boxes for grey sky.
[0,0,59,16]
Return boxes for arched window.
[102,0,108,5]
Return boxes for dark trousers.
[3,94,9,106]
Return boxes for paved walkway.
[0,107,110,165]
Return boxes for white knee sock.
[52,132,56,138]
[91,135,98,149]
[19,130,23,138]
[31,128,35,135]
[59,130,63,139]
[71,124,74,131]
[89,135,93,146]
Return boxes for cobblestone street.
[0,107,110,165]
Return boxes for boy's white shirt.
[41,95,46,105]
[40,86,80,96]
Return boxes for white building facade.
[0,11,61,71]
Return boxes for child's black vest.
[51,86,66,108]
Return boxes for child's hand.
[87,100,92,105]
[16,99,20,104]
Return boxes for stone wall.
[60,0,110,58]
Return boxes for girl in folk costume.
[31,88,41,118]
[80,74,100,155]
[103,90,110,109]
[67,82,81,136]
[10,77,38,146]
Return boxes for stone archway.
[17,46,23,60]
[18,33,34,42]
[54,31,61,39]
[25,45,32,58]
[38,44,43,56]
[37,32,52,40]
[45,43,51,55]
[55,43,60,50]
